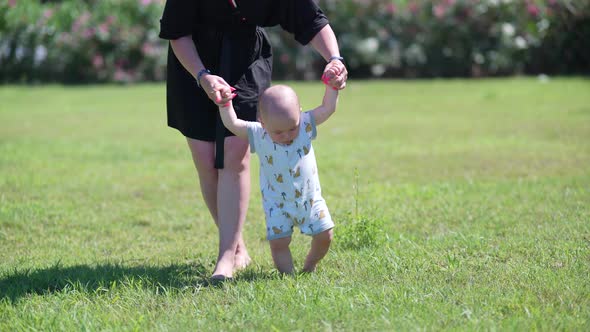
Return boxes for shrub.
[312,0,590,78]
[336,214,387,250]
[1,0,588,83]
[0,0,165,83]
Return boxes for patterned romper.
[246,112,334,240]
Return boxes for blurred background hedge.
[1,0,588,84]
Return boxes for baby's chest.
[259,144,315,181]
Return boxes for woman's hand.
[322,59,348,90]
[200,74,235,105]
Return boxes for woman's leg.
[186,137,251,277]
[212,136,251,278]
[186,138,218,221]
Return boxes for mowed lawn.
[0,78,589,331]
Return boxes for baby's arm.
[218,102,249,139]
[310,85,339,126]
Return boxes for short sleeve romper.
[159,0,329,167]
[246,112,334,240]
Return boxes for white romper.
[247,112,334,240]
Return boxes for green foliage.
[336,214,386,250]
[313,0,590,78]
[0,0,589,81]
[0,0,165,83]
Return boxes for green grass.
[1,78,589,331]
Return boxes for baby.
[218,84,338,273]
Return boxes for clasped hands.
[201,60,347,106]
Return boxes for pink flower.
[142,42,156,56]
[92,55,104,69]
[83,28,95,39]
[72,12,91,33]
[114,69,128,82]
[98,23,109,35]
[386,3,396,15]
[459,7,473,20]
[434,4,446,18]
[408,2,419,15]
[280,53,290,65]
[116,59,129,67]
[43,9,53,19]
[114,68,136,83]
[141,0,152,6]
[527,3,540,17]
[72,21,81,33]
[57,33,72,46]
[8,0,16,7]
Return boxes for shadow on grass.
[0,261,273,303]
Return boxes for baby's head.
[258,85,301,145]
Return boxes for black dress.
[159,0,329,168]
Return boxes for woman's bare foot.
[211,254,234,279]
[233,239,252,270]
[233,251,251,270]
[209,274,233,287]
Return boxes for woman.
[159,0,347,280]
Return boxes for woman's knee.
[269,236,291,251]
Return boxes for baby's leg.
[269,236,294,274]
[302,228,333,272]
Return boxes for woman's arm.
[170,36,206,80]
[309,24,339,61]
[170,36,233,104]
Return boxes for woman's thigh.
[186,138,216,175]
[222,136,251,172]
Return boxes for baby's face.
[263,113,300,145]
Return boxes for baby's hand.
[321,68,338,89]
[220,87,237,107]
[322,68,338,83]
